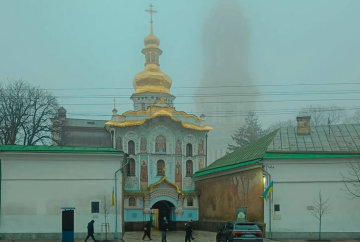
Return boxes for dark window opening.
[187,197,193,206]
[186,160,193,176]
[157,160,165,176]
[186,143,193,157]
[127,158,135,176]
[128,141,135,155]
[91,201,99,213]
[274,204,280,212]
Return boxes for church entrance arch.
[151,200,175,229]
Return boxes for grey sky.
[1,0,360,127]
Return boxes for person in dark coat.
[142,221,152,240]
[160,219,168,242]
[84,220,97,242]
[189,219,195,240]
[185,223,192,242]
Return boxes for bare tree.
[341,161,360,198]
[0,79,66,145]
[266,118,296,133]
[298,105,346,126]
[100,195,113,242]
[309,191,331,241]
[345,109,360,124]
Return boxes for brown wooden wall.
[195,168,264,222]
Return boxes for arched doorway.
[151,200,175,229]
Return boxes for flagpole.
[261,167,272,239]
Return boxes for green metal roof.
[194,124,360,178]
[0,145,124,154]
[193,131,278,178]
[264,152,360,159]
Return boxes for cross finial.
[145,4,157,34]
[200,98,205,113]
[113,97,116,109]
[163,167,167,172]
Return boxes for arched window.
[157,160,165,176]
[146,53,150,63]
[129,197,136,206]
[128,141,135,155]
[186,143,193,157]
[150,52,156,62]
[155,135,166,153]
[187,197,193,206]
[127,158,135,176]
[141,102,145,110]
[186,160,193,176]
[155,55,159,64]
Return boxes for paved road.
[123,230,278,242]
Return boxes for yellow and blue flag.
[262,181,273,201]
[112,187,115,206]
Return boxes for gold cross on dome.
[145,4,157,24]
[163,167,167,172]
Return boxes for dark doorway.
[151,200,175,228]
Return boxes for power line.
[2,82,360,91]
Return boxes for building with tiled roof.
[194,116,360,239]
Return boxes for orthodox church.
[104,5,212,228]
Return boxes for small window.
[141,102,145,110]
[187,197,193,206]
[155,136,166,153]
[129,197,136,206]
[87,121,95,125]
[91,201,99,213]
[186,143,192,157]
[274,204,280,212]
[157,160,165,176]
[127,158,135,176]
[186,160,193,176]
[128,141,135,155]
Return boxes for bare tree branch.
[309,191,331,240]
[0,79,67,146]
[341,161,360,198]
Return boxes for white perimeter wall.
[0,152,124,235]
[263,157,360,234]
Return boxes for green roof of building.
[194,131,278,177]
[0,145,124,154]
[194,124,360,178]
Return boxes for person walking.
[189,219,195,240]
[142,221,152,240]
[160,219,169,242]
[84,220,98,242]
[185,222,192,242]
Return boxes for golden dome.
[133,4,172,94]
[144,33,160,49]
[133,63,172,94]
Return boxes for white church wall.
[262,157,360,239]
[0,152,124,239]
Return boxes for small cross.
[200,98,205,113]
[145,4,157,24]
[163,167,167,172]
[113,97,116,109]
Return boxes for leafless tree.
[345,109,360,124]
[341,161,360,198]
[100,194,113,242]
[266,118,296,133]
[309,191,331,241]
[298,105,346,126]
[0,79,67,145]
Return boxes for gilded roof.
[105,102,212,132]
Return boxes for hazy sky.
[1,0,360,127]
